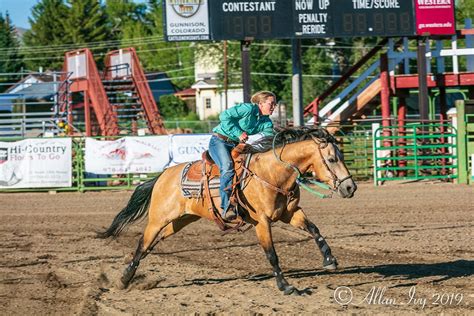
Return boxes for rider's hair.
[251,91,276,104]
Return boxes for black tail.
[97,176,159,239]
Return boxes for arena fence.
[373,123,458,185]
[0,131,374,193]
[1,122,462,192]
[335,125,373,180]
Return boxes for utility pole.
[241,40,252,103]
[223,41,228,109]
[417,37,429,122]
[292,39,303,126]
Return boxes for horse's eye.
[328,157,337,163]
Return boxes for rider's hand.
[239,132,248,143]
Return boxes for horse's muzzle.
[337,177,357,198]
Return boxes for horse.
[99,128,357,295]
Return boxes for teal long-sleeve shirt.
[212,103,274,142]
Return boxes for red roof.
[174,88,196,97]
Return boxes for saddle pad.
[181,161,220,198]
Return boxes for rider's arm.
[219,104,253,140]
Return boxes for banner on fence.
[169,134,212,165]
[0,138,72,188]
[85,136,170,174]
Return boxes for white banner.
[170,134,212,165]
[0,138,72,188]
[85,136,170,174]
[165,0,210,41]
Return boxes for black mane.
[244,127,335,154]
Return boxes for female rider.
[209,91,276,221]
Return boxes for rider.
[209,91,276,221]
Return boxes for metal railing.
[373,123,457,185]
[335,125,373,179]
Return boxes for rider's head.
[252,91,276,116]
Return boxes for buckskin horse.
[99,128,357,295]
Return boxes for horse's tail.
[97,176,159,239]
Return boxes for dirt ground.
[0,182,472,315]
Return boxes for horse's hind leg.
[283,208,338,270]
[121,214,200,288]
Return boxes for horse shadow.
[176,260,473,289]
[282,259,474,287]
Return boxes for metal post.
[223,41,229,110]
[380,54,391,141]
[292,39,303,126]
[84,95,91,136]
[241,40,252,103]
[455,100,468,184]
[439,87,448,175]
[466,19,474,71]
[417,37,429,122]
[53,73,58,116]
[397,95,407,177]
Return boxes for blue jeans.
[208,135,236,214]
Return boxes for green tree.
[158,94,189,119]
[0,13,23,75]
[105,0,147,40]
[251,40,292,104]
[301,40,333,105]
[63,0,110,46]
[22,0,68,70]
[456,0,474,28]
[136,0,194,90]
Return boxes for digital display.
[163,0,444,42]
[209,1,293,40]
[331,1,415,37]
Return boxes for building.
[191,45,243,120]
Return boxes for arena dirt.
[0,182,472,314]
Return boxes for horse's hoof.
[117,279,128,290]
[323,256,338,270]
[119,276,132,290]
[283,286,298,295]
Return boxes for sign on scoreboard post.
[164,0,211,41]
[415,0,456,36]
[163,1,456,41]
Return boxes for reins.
[267,131,353,199]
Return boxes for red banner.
[415,0,456,35]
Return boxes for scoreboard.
[164,0,455,41]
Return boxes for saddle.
[180,144,249,232]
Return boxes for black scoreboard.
[164,0,421,41]
[331,1,415,37]
[210,1,293,40]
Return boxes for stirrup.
[221,206,237,222]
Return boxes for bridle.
[310,135,353,191]
[238,131,353,201]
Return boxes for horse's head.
[309,136,357,198]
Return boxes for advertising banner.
[0,138,72,188]
[164,0,210,41]
[415,0,455,35]
[170,134,212,165]
[85,136,170,174]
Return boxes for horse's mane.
[244,127,336,154]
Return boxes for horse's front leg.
[284,208,338,270]
[255,217,299,295]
